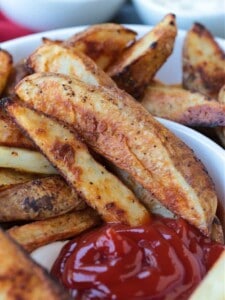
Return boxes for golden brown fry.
[0,108,35,149]
[215,85,225,147]
[26,43,116,88]
[107,14,177,99]
[0,228,72,300]
[110,164,175,218]
[64,23,136,71]
[5,100,150,226]
[141,81,225,127]
[210,216,224,244]
[8,208,101,252]
[14,72,218,235]
[183,23,225,99]
[0,49,13,96]
[0,145,57,174]
[0,175,85,222]
[3,61,30,96]
[0,168,38,187]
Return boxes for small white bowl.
[132,0,225,38]
[0,0,125,31]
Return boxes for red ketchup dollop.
[51,216,224,300]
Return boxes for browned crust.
[64,23,137,71]
[0,228,72,299]
[141,82,225,127]
[0,175,85,222]
[108,14,177,99]
[7,208,101,252]
[14,73,218,234]
[0,108,35,149]
[182,23,225,98]
[0,48,13,96]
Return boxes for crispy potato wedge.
[3,60,30,97]
[5,100,150,226]
[110,164,175,218]
[0,175,85,222]
[64,23,137,71]
[211,216,224,244]
[14,73,218,235]
[0,108,35,148]
[107,14,177,99]
[26,43,116,88]
[8,208,101,252]
[182,23,225,99]
[0,168,38,187]
[141,81,225,127]
[189,250,225,300]
[215,85,225,147]
[0,49,13,96]
[0,228,72,300]
[0,145,57,174]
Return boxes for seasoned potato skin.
[0,228,72,299]
[8,208,101,252]
[14,73,218,235]
[183,23,225,99]
[141,81,225,127]
[0,175,85,222]
[0,49,13,96]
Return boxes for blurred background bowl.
[0,0,126,31]
[132,0,225,37]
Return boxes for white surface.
[132,0,225,38]
[1,25,225,270]
[0,0,125,31]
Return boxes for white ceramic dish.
[1,24,225,291]
[0,0,125,31]
[132,0,225,38]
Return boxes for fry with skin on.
[215,85,225,147]
[141,81,225,127]
[182,23,225,99]
[0,168,38,187]
[107,14,177,99]
[0,175,85,222]
[0,228,72,300]
[0,49,13,96]
[14,72,218,235]
[5,100,150,226]
[0,108,35,149]
[26,43,116,89]
[64,23,137,71]
[8,208,101,252]
[0,145,57,174]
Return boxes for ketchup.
[51,216,224,300]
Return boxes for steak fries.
[14,72,217,235]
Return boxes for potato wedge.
[8,208,101,252]
[211,216,224,244]
[182,23,225,99]
[3,60,30,97]
[110,164,175,218]
[0,108,35,149]
[107,14,177,99]
[0,228,72,300]
[26,43,116,89]
[14,73,218,235]
[215,85,225,147]
[0,49,13,96]
[141,81,225,127]
[0,145,57,174]
[64,23,137,71]
[0,175,85,222]
[0,168,38,187]
[5,100,150,226]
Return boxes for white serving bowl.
[132,0,225,38]
[1,24,225,282]
[0,0,125,31]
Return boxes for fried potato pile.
[0,15,224,266]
